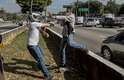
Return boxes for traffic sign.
[78,8,89,12]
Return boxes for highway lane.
[0,23,18,33]
[50,25,118,54]
[50,25,124,68]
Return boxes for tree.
[0,8,5,13]
[86,0,103,14]
[104,0,120,14]
[16,0,52,13]
[73,1,103,16]
[0,8,6,18]
[118,4,124,15]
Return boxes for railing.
[0,26,26,47]
[0,26,26,80]
[46,28,124,80]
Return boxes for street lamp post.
[45,0,48,17]
[88,0,90,16]
[30,0,33,14]
[101,0,105,15]
[76,0,79,16]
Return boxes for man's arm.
[37,23,50,38]
[41,23,50,27]
[48,12,66,20]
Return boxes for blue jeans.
[27,45,50,77]
[59,33,86,66]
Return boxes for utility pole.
[88,0,90,16]
[30,0,33,14]
[45,0,48,17]
[76,0,79,16]
[101,0,104,15]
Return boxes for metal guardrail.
[47,28,124,80]
[0,26,26,80]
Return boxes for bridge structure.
[0,24,124,80]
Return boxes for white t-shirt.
[27,22,42,46]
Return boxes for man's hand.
[42,23,50,27]
[42,31,49,38]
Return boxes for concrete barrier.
[0,26,26,47]
[0,26,26,80]
[46,28,124,80]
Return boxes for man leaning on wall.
[48,7,89,72]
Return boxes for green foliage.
[73,1,103,16]
[87,1,103,14]
[104,0,120,14]
[16,0,52,13]
[118,4,124,15]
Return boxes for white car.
[84,18,100,27]
[0,18,4,22]
[101,31,124,61]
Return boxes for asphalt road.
[50,24,118,55]
[0,23,17,33]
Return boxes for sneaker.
[59,67,70,72]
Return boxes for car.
[101,31,124,61]
[0,18,4,22]
[16,21,23,26]
[100,17,124,28]
[100,17,115,28]
[114,17,124,28]
[83,18,100,27]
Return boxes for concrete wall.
[0,26,26,80]
[0,26,26,47]
[46,28,124,80]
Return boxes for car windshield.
[115,31,124,42]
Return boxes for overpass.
[0,22,18,33]
[0,25,124,80]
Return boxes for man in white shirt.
[27,13,52,80]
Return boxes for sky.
[0,0,21,13]
[0,0,124,13]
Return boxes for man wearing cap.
[27,13,52,80]
[49,8,88,72]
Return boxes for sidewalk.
[0,31,84,80]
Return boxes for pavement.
[0,22,18,33]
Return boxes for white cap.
[31,13,41,22]
[32,13,40,16]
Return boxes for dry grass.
[0,31,85,80]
